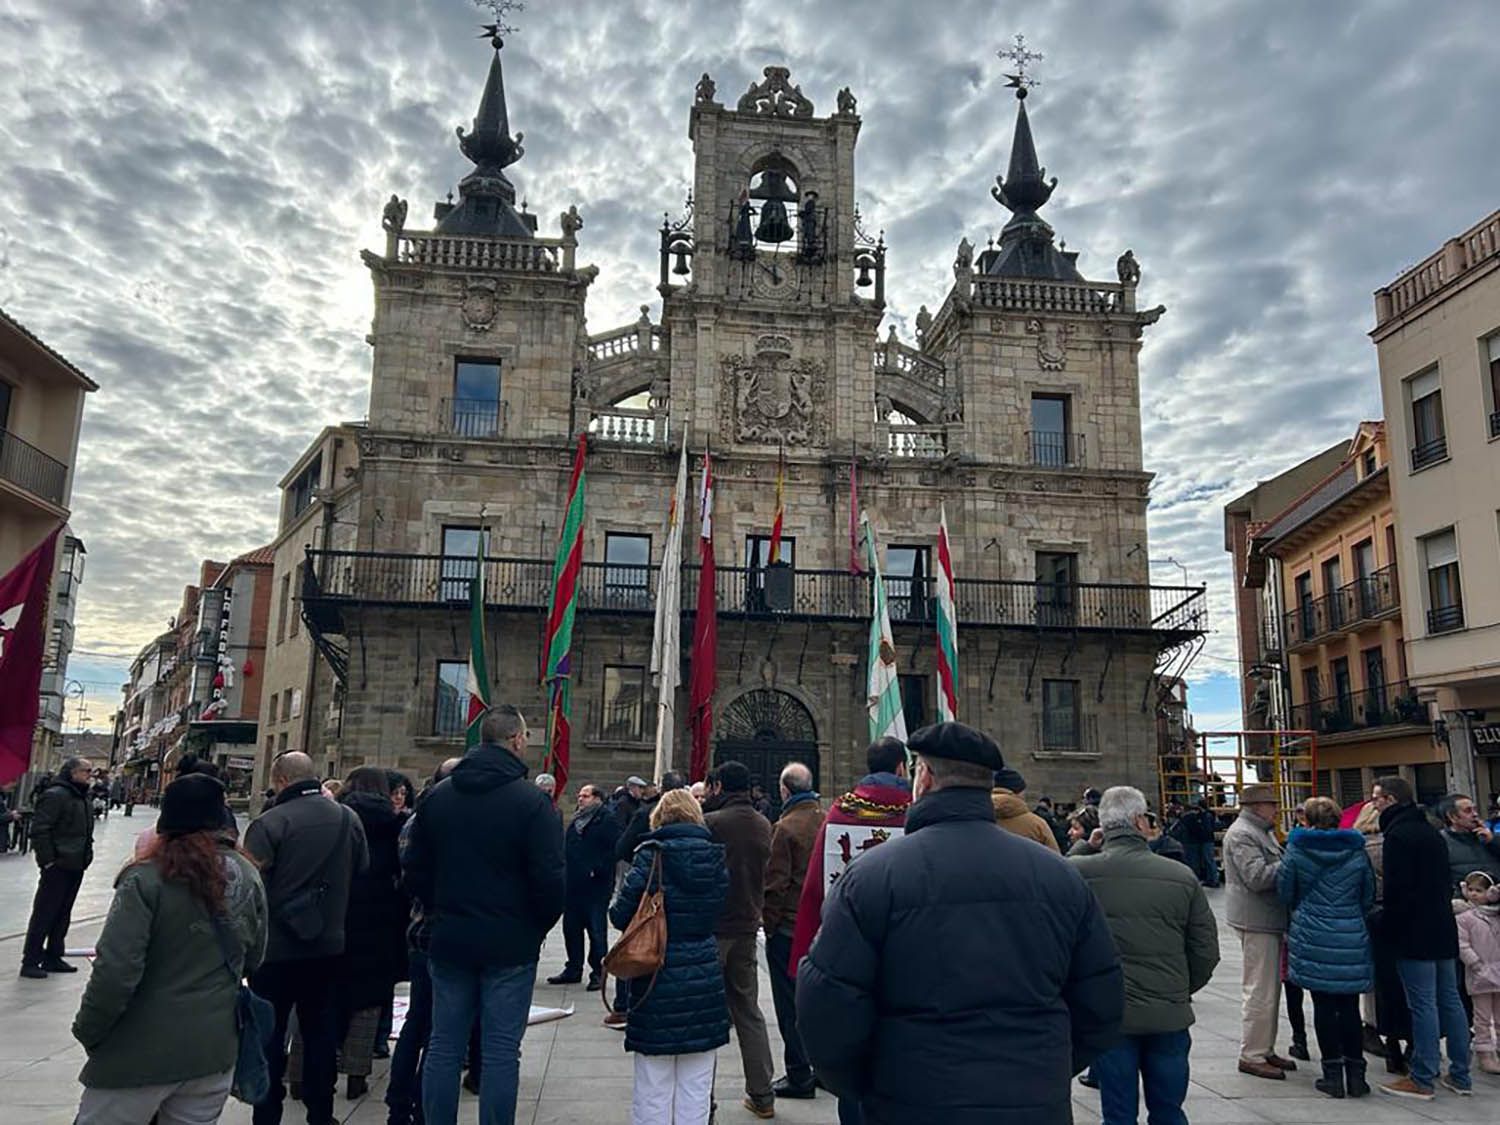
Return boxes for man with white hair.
[534,773,556,799]
[763,762,822,1099]
[1072,786,1220,1125]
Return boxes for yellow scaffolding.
[1159,729,1321,834]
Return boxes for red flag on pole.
[769,446,785,564]
[0,527,61,786]
[688,452,717,782]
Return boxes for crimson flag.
[0,527,61,785]
[687,453,716,782]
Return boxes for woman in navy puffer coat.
[1278,795,1376,1098]
[610,789,729,1124]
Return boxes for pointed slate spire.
[435,33,534,239]
[985,85,1080,281]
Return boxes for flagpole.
[862,512,908,747]
[651,443,688,782]
[935,501,959,723]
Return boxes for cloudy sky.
[3,0,1495,730]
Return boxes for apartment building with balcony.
[275,45,1204,801]
[1,307,97,786]
[1244,423,1443,806]
[1373,207,1500,802]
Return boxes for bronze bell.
[671,246,691,275]
[855,254,873,287]
[750,170,797,244]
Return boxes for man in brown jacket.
[992,767,1061,853]
[763,762,822,1100]
[706,760,776,1118]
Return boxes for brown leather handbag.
[600,848,667,1011]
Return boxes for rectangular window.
[1353,538,1377,617]
[1041,680,1081,750]
[1338,769,1364,808]
[452,359,502,437]
[1488,335,1500,439]
[1422,529,1463,633]
[1408,368,1446,469]
[277,732,288,754]
[1331,658,1352,725]
[1035,551,1078,627]
[288,454,322,521]
[1321,557,1344,628]
[601,665,646,740]
[1029,394,1073,466]
[290,689,302,719]
[276,574,290,644]
[287,562,300,637]
[281,693,292,722]
[268,692,279,726]
[1301,666,1322,712]
[441,526,490,601]
[0,379,11,430]
[886,545,932,623]
[1363,646,1387,720]
[745,535,795,613]
[433,661,468,737]
[1294,571,1314,640]
[604,533,652,608]
[1361,448,1377,477]
[898,673,928,731]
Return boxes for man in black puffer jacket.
[798,722,1124,1125]
[20,757,96,979]
[403,705,565,1125]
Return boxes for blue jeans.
[1396,958,1470,1090]
[387,948,432,1124]
[423,959,535,1125]
[1187,842,1218,887]
[1092,1029,1191,1125]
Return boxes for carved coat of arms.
[721,335,825,446]
[460,281,498,331]
[1027,318,1076,371]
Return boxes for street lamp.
[1151,557,1190,586]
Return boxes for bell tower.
[660,68,884,459]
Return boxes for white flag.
[863,512,908,745]
[650,444,689,781]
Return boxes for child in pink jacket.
[1456,871,1500,1074]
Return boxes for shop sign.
[1472,724,1500,755]
[226,756,255,771]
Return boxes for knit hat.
[992,767,1027,794]
[157,774,228,837]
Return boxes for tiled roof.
[0,305,99,390]
[229,544,276,568]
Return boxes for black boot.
[1345,1056,1370,1098]
[1315,1059,1346,1099]
[1385,1039,1407,1075]
[1289,1035,1311,1062]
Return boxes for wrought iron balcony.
[0,427,68,507]
[301,550,1206,637]
[1428,602,1464,634]
[1490,411,1500,440]
[1284,568,1400,651]
[1411,435,1448,470]
[1289,681,1425,735]
[440,398,507,439]
[1027,430,1085,468]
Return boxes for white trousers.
[632,1050,716,1125]
[75,1068,233,1125]
[1238,928,1283,1063]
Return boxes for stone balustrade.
[397,231,562,272]
[1377,208,1500,326]
[589,408,663,445]
[887,424,947,459]
[971,276,1124,314]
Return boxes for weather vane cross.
[474,0,524,48]
[997,33,1043,97]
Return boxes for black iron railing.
[1428,603,1464,634]
[1411,436,1448,470]
[1027,430,1085,468]
[1289,680,1424,734]
[0,427,68,506]
[1490,411,1500,440]
[442,397,506,438]
[302,550,1207,635]
[1284,565,1401,650]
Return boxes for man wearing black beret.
[797,721,1125,1124]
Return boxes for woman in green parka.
[71,773,267,1125]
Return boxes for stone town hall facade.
[260,43,1204,805]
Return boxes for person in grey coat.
[1222,782,1296,1080]
[1073,786,1219,1125]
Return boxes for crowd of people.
[13,720,1500,1124]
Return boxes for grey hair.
[1099,786,1148,831]
[534,773,556,790]
[780,762,814,794]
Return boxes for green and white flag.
[862,512,908,744]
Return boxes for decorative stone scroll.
[737,66,814,118]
